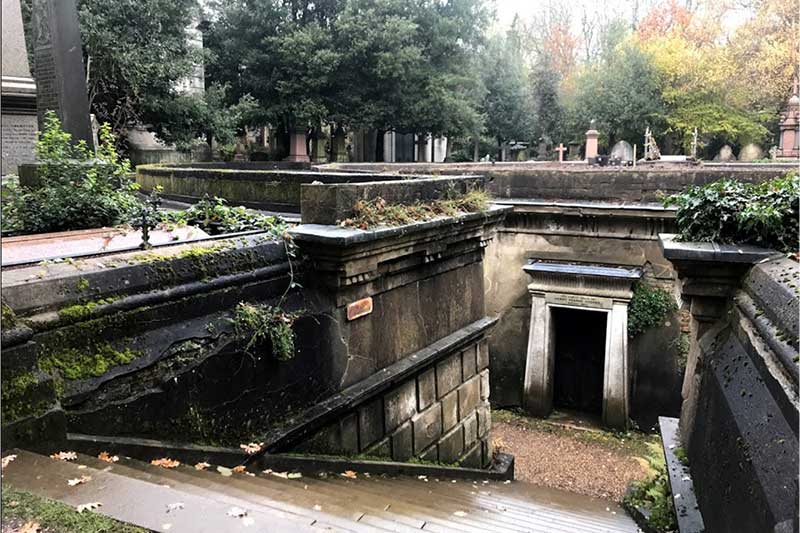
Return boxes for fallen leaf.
[97,452,119,463]
[340,470,357,479]
[239,442,264,455]
[8,500,19,507]
[17,521,41,533]
[166,502,185,513]
[2,455,17,469]
[270,471,289,479]
[151,458,180,469]
[287,472,302,479]
[313,504,322,511]
[67,475,92,486]
[50,451,77,461]
[227,507,247,518]
[77,465,87,470]
[76,502,102,513]
[242,517,255,527]
[232,465,247,474]
[194,462,210,470]
[453,511,467,517]
[217,466,232,477]
[417,475,427,481]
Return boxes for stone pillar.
[585,127,599,161]
[32,0,94,150]
[777,77,799,159]
[522,292,552,417]
[331,126,348,162]
[285,128,309,163]
[603,302,629,428]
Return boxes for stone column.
[585,127,599,160]
[285,128,309,162]
[522,292,552,417]
[602,301,629,428]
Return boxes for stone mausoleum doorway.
[522,261,642,429]
[551,307,607,417]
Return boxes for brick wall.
[294,338,494,468]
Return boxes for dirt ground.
[492,409,659,502]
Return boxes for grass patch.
[339,189,490,229]
[623,442,678,532]
[2,483,148,533]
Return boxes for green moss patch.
[2,302,18,328]
[40,344,141,381]
[1,372,50,424]
[58,297,119,323]
[2,483,148,533]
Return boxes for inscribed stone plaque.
[545,293,613,309]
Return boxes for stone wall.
[662,240,798,532]
[292,337,493,467]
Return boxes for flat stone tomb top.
[523,262,643,280]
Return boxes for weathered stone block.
[436,353,462,398]
[419,444,438,463]
[364,437,391,459]
[391,421,413,461]
[477,402,491,437]
[481,438,493,467]
[340,413,359,454]
[358,398,384,451]
[461,345,477,379]
[461,443,482,469]
[412,405,443,455]
[384,380,417,433]
[477,339,489,371]
[417,367,436,411]
[438,425,464,464]
[441,390,459,432]
[479,369,490,401]
[463,412,478,448]
[457,375,480,420]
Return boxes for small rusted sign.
[347,297,373,321]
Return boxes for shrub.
[231,302,300,361]
[161,195,287,235]
[664,174,799,253]
[628,282,677,337]
[3,111,141,234]
[624,442,678,532]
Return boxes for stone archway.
[522,262,641,429]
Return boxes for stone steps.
[3,449,639,532]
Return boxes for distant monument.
[1,0,38,175]
[585,121,599,161]
[776,77,799,159]
[32,0,94,150]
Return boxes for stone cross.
[554,143,566,163]
[32,0,94,150]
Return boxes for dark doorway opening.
[551,307,607,416]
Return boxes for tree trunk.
[473,137,480,162]
[444,137,451,162]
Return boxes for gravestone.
[738,143,764,162]
[610,140,633,162]
[32,0,94,149]
[1,0,38,175]
[713,145,736,161]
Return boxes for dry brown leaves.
[67,475,92,486]
[16,521,41,533]
[2,454,17,470]
[232,465,247,474]
[151,458,180,469]
[97,451,119,463]
[194,462,211,470]
[50,451,78,461]
[340,470,357,479]
[239,442,264,455]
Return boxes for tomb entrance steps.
[4,448,639,532]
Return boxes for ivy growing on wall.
[628,282,677,337]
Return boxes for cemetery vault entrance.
[551,307,607,416]
[521,262,642,429]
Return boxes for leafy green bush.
[628,282,677,337]
[161,195,287,235]
[3,111,141,234]
[664,174,799,253]
[232,302,300,361]
[624,442,678,532]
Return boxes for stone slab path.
[3,449,640,532]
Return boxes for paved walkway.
[4,449,640,532]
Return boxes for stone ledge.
[659,234,778,264]
[658,416,705,533]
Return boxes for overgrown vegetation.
[665,174,799,253]
[3,112,141,235]
[628,283,677,337]
[232,302,300,361]
[40,344,141,381]
[339,189,490,229]
[2,483,148,533]
[623,442,678,533]
[161,195,288,236]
